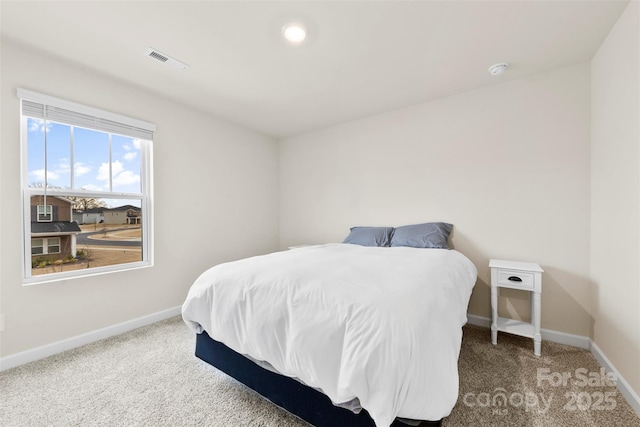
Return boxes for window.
[19,89,155,284]
[31,237,60,255]
[31,239,44,255]
[47,237,61,254]
[37,205,52,222]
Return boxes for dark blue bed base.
[195,331,442,427]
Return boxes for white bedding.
[182,243,477,426]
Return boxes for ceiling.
[0,1,629,138]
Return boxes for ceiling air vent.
[145,48,189,71]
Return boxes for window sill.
[22,261,153,286]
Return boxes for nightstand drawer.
[496,269,534,289]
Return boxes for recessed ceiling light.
[488,63,509,76]
[282,23,306,44]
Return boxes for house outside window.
[19,88,155,284]
[30,195,80,263]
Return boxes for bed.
[182,236,477,427]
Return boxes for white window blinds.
[18,88,155,140]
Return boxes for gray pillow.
[390,222,452,249]
[343,226,394,247]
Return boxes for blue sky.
[27,118,142,207]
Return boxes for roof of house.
[30,195,75,205]
[74,208,105,214]
[106,205,141,212]
[31,221,81,234]
[73,205,141,214]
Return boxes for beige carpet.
[446,324,639,426]
[1,316,638,427]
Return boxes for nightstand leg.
[533,291,542,356]
[491,286,498,345]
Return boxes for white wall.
[0,40,279,357]
[279,63,592,337]
[591,1,640,398]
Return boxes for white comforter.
[182,243,477,426]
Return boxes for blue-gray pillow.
[390,222,452,249]
[343,226,394,247]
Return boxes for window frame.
[19,89,155,285]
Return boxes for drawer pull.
[508,276,522,282]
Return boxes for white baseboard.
[0,306,182,372]
[466,313,492,328]
[466,313,640,417]
[466,314,590,348]
[590,340,640,416]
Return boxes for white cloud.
[113,170,140,187]
[97,161,124,181]
[123,152,138,162]
[28,119,52,133]
[79,183,102,191]
[74,162,91,177]
[30,169,60,182]
[122,139,141,151]
[96,160,139,189]
[57,158,71,173]
[96,164,108,181]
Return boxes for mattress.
[182,243,477,426]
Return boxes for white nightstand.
[489,259,544,356]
